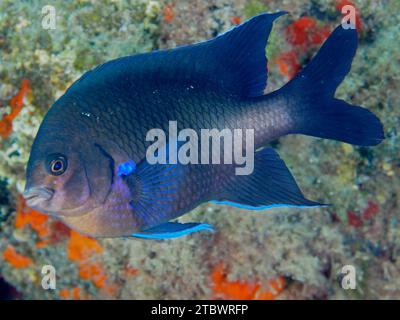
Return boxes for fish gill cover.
[0,0,399,300]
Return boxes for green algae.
[244,0,268,19]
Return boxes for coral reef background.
[0,0,399,299]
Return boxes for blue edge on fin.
[131,222,214,239]
[130,201,325,239]
[210,200,326,210]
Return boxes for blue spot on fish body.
[117,160,136,177]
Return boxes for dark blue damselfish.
[25,13,384,238]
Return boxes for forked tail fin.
[280,25,384,146]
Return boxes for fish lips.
[23,186,54,209]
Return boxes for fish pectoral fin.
[213,147,326,210]
[124,146,187,227]
[131,222,214,239]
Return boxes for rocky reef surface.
[0,0,399,299]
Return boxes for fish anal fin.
[215,147,325,209]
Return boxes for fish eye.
[46,154,68,176]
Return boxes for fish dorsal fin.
[74,12,286,98]
[199,11,287,97]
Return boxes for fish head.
[23,108,114,218]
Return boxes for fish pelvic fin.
[214,147,325,209]
[280,25,384,146]
[131,222,214,240]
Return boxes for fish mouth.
[23,187,54,208]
